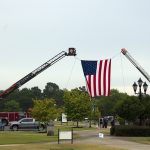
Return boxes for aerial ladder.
[0,48,76,99]
[121,48,150,82]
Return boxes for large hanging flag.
[81,59,111,97]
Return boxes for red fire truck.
[0,112,31,126]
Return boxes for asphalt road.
[75,129,150,150]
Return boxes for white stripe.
[105,60,110,96]
[96,61,100,96]
[91,75,94,97]
[86,76,90,95]
[101,61,104,95]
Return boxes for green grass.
[0,143,126,150]
[0,131,56,144]
[0,126,110,145]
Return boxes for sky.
[0,0,150,95]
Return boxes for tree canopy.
[31,98,60,123]
[64,89,91,127]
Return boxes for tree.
[139,95,150,125]
[4,100,20,112]
[2,88,33,112]
[78,86,87,92]
[96,89,128,117]
[64,89,91,127]
[115,96,145,124]
[31,98,59,123]
[31,86,42,99]
[43,82,64,106]
[17,88,33,111]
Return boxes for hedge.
[110,125,150,136]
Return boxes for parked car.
[9,118,46,131]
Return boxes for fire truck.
[121,48,150,83]
[0,112,31,126]
[0,48,76,125]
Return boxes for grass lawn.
[0,127,99,145]
[0,131,55,144]
[0,143,126,150]
[0,127,125,150]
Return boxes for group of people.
[99,117,108,128]
[99,117,115,128]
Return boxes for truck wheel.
[12,125,18,131]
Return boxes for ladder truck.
[121,48,150,82]
[0,48,76,99]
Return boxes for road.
[74,129,150,150]
[1,127,150,150]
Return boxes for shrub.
[110,125,150,136]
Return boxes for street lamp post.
[132,78,148,125]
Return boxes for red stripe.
[98,61,102,96]
[103,60,108,96]
[107,60,111,96]
[87,75,92,97]
[93,75,96,97]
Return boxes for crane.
[0,48,76,99]
[121,48,150,82]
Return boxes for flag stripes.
[82,59,111,97]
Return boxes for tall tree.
[32,98,59,123]
[17,88,33,111]
[4,100,20,112]
[43,82,64,106]
[115,96,145,124]
[96,89,128,116]
[31,86,42,99]
[64,89,91,127]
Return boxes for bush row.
[110,125,150,136]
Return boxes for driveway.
[75,129,150,150]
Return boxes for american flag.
[81,59,111,97]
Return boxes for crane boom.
[0,48,76,99]
[121,48,150,82]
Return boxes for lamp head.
[132,82,138,93]
[143,82,148,94]
[137,78,143,87]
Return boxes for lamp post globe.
[137,78,143,87]
[132,82,138,93]
[143,82,148,94]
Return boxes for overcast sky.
[0,0,150,95]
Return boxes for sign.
[58,128,73,144]
[99,133,104,138]
[62,113,67,123]
[59,131,72,140]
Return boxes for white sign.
[99,133,104,138]
[59,131,72,140]
[62,113,67,123]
